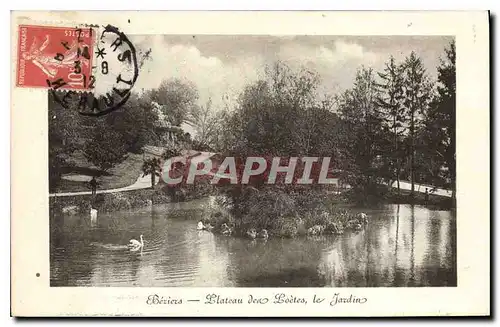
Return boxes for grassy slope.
[54,151,145,193]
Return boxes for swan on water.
[197,221,215,232]
[128,235,144,250]
[90,207,98,226]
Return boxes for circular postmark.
[49,24,138,116]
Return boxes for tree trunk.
[394,116,401,196]
[451,140,456,202]
[410,108,415,199]
[396,169,401,195]
[451,167,456,200]
[151,173,155,189]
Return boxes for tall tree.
[401,52,434,198]
[150,78,199,126]
[426,40,456,198]
[337,66,385,197]
[82,121,128,172]
[103,93,159,153]
[187,98,228,150]
[48,93,81,190]
[376,56,406,194]
[222,61,323,157]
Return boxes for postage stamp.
[17,23,139,116]
[17,25,94,90]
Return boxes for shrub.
[302,210,332,229]
[100,192,131,211]
[270,215,302,238]
[229,187,296,230]
[204,209,235,232]
[82,127,128,172]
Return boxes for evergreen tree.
[426,40,456,198]
[337,67,385,198]
[401,52,434,198]
[376,56,406,194]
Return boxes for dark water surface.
[50,197,456,287]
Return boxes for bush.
[229,187,296,230]
[270,215,302,238]
[203,209,236,232]
[100,192,131,212]
[50,188,174,216]
[82,127,128,171]
[302,210,331,229]
[345,183,390,205]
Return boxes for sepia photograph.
[48,33,456,288]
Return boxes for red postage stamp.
[16,25,94,90]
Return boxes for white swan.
[90,208,98,226]
[128,235,144,249]
[197,221,204,230]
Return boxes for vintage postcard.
[10,11,490,317]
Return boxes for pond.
[50,197,456,287]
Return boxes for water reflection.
[318,204,456,287]
[50,200,456,287]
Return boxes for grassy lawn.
[53,151,145,193]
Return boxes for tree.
[187,98,226,150]
[401,52,434,198]
[48,92,86,190]
[103,92,159,153]
[149,78,199,126]
[82,122,128,171]
[425,40,456,198]
[141,157,162,189]
[222,61,324,157]
[376,56,406,194]
[336,66,386,198]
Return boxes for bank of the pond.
[50,185,213,216]
[385,190,455,210]
[339,186,455,211]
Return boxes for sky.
[130,35,453,111]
